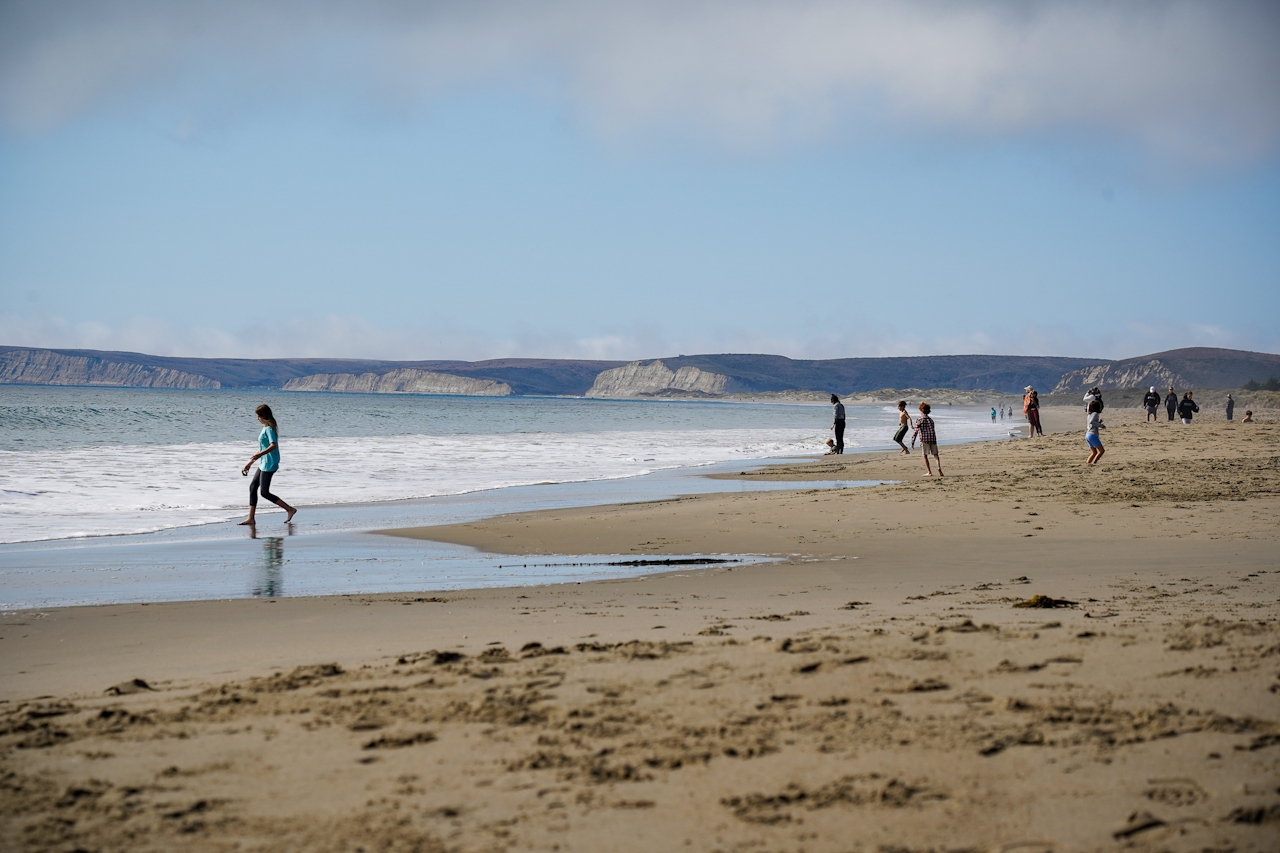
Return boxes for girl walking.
[239,403,297,525]
[1086,399,1106,464]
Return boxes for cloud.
[0,312,670,361]
[1,1,1277,167]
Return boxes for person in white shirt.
[1085,399,1106,465]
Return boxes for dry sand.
[3,409,1278,852]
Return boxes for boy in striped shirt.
[910,402,944,477]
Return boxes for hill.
[2,345,1277,398]
[0,348,624,396]
[1052,347,1280,393]
[651,353,1099,395]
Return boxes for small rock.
[1013,595,1078,609]
[1112,810,1165,839]
[105,678,153,696]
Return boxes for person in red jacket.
[1023,386,1043,437]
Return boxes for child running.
[910,402,943,477]
[1086,399,1106,465]
[893,400,911,454]
[239,403,298,525]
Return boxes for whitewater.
[0,386,1016,544]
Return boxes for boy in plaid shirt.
[910,402,944,477]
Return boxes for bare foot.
[285,508,297,523]
[923,472,933,477]
[237,518,255,526]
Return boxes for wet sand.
[3,409,1278,852]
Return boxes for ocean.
[0,386,1016,607]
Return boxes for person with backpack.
[1023,386,1043,437]
[1142,386,1161,422]
[1177,392,1200,424]
[1164,387,1178,421]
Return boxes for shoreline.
[1,404,1015,608]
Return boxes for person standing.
[1023,386,1043,437]
[239,403,298,525]
[1225,394,1235,421]
[991,406,997,423]
[1085,399,1106,464]
[830,394,846,455]
[910,402,943,476]
[1142,386,1161,422]
[893,400,911,454]
[1177,392,1200,424]
[1164,387,1178,421]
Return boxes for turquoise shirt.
[258,426,280,472]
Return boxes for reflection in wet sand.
[254,537,284,598]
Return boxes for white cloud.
[4,312,1275,363]
[1,1,1276,167]
[0,312,662,361]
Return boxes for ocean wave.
[0,399,1014,544]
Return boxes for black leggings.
[250,468,282,507]
[834,420,845,454]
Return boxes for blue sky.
[1,1,1278,361]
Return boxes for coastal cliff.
[585,360,730,398]
[282,368,511,396]
[5,345,1276,395]
[1053,359,1191,394]
[1052,348,1280,393]
[0,349,220,389]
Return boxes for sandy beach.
[3,408,1278,852]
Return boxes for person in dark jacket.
[1177,392,1200,424]
[1164,387,1178,421]
[1225,394,1235,421]
[1143,386,1162,422]
[830,394,845,454]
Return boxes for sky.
[1,0,1278,362]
